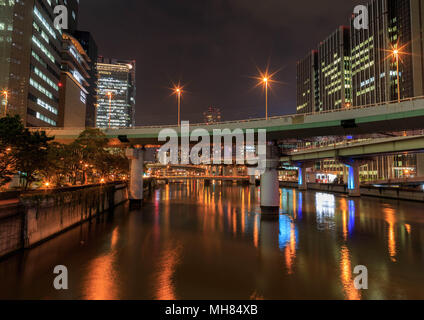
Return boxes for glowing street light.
[1,90,8,117]
[106,92,113,128]
[384,42,409,103]
[263,77,269,120]
[251,66,281,120]
[393,49,401,103]
[174,86,182,126]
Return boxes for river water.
[0,182,423,300]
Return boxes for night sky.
[79,0,363,126]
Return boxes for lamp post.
[1,90,8,117]
[107,92,112,128]
[174,87,182,126]
[263,77,269,120]
[254,68,278,120]
[393,49,401,103]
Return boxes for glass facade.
[350,0,423,106]
[296,50,319,114]
[318,26,352,111]
[0,0,80,127]
[96,57,136,128]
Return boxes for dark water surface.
[0,182,423,300]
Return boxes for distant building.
[58,33,91,128]
[73,31,98,127]
[317,26,352,112]
[350,0,424,106]
[203,106,222,124]
[296,50,319,114]
[96,57,136,128]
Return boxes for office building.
[58,33,90,127]
[73,31,98,127]
[317,26,352,111]
[96,57,136,128]
[350,0,424,106]
[203,106,222,124]
[296,50,319,114]
[0,0,79,127]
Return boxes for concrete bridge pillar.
[126,147,145,205]
[339,158,364,197]
[298,163,308,191]
[260,143,280,214]
[347,161,361,197]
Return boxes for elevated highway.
[31,96,424,145]
[281,134,424,163]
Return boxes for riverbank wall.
[0,183,128,259]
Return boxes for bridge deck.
[31,97,424,145]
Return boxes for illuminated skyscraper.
[296,50,319,114]
[73,31,98,127]
[96,57,136,128]
[317,26,352,111]
[58,33,91,128]
[350,0,424,106]
[0,0,79,127]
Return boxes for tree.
[0,115,53,190]
[15,129,53,190]
[0,116,24,188]
[0,145,15,188]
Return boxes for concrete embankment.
[279,181,424,202]
[0,183,129,259]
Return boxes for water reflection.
[1,183,424,300]
[279,215,297,274]
[384,207,397,262]
[83,227,120,300]
[340,245,361,300]
[316,193,336,231]
[155,244,182,300]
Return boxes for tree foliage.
[1,116,129,190]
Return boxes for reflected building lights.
[348,200,356,236]
[253,215,260,248]
[316,193,336,230]
[297,192,303,220]
[84,253,118,300]
[155,245,181,300]
[384,208,397,262]
[279,215,298,274]
[340,245,361,300]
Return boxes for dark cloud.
[78,0,363,125]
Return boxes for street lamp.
[107,92,112,128]
[174,87,182,126]
[253,67,280,120]
[263,77,269,120]
[393,49,401,103]
[1,90,8,117]
[385,43,409,103]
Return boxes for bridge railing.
[28,95,424,132]
[289,130,424,154]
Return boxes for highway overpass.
[31,96,424,145]
[281,134,424,162]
